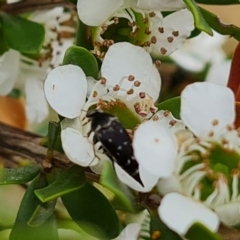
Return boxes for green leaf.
[0,12,45,53]
[47,121,60,151]
[200,7,240,42]
[183,0,213,36]
[76,19,93,50]
[62,182,120,239]
[10,174,59,240]
[27,200,57,227]
[185,222,223,240]
[0,28,9,54]
[150,213,182,240]
[63,46,99,79]
[0,164,41,185]
[157,97,181,119]
[100,161,142,213]
[195,0,240,4]
[35,165,85,202]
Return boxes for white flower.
[0,7,75,124]
[170,31,227,72]
[44,42,161,181]
[77,0,194,58]
[132,81,240,234]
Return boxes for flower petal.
[133,120,177,178]
[44,65,87,119]
[0,50,19,95]
[159,193,220,235]
[151,9,194,56]
[101,42,160,98]
[115,163,159,192]
[115,223,141,240]
[61,118,98,166]
[157,175,182,195]
[180,82,235,138]
[137,0,186,11]
[25,78,49,124]
[215,202,240,226]
[77,0,124,26]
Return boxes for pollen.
[142,18,149,24]
[93,91,98,97]
[149,12,156,17]
[145,27,151,35]
[100,77,107,84]
[113,84,120,91]
[127,89,134,95]
[139,92,146,98]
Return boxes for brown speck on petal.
[158,27,164,33]
[167,36,174,43]
[172,31,179,37]
[208,131,214,137]
[154,138,159,143]
[160,47,167,55]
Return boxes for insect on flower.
[87,109,144,186]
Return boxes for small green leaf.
[0,12,45,53]
[47,121,60,151]
[62,182,120,239]
[63,46,99,79]
[10,174,59,240]
[183,0,213,36]
[100,161,142,213]
[150,213,182,240]
[76,19,93,50]
[200,7,240,42]
[0,164,41,185]
[157,97,181,119]
[185,222,223,240]
[35,165,85,202]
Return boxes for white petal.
[115,223,140,240]
[25,78,49,124]
[115,163,159,192]
[61,118,98,166]
[44,65,87,119]
[101,42,160,97]
[133,120,177,178]
[157,175,182,195]
[206,60,231,86]
[77,0,124,26]
[137,0,186,11]
[180,82,235,137]
[0,50,19,95]
[151,9,194,56]
[86,76,98,98]
[159,193,220,235]
[215,203,240,226]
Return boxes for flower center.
[176,138,240,208]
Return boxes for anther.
[134,81,141,87]
[139,92,146,98]
[149,12,156,17]
[113,17,119,24]
[163,110,170,117]
[152,115,159,121]
[145,27,151,35]
[127,89,134,95]
[160,47,167,55]
[142,18,149,24]
[167,36,174,43]
[155,60,161,68]
[113,85,120,91]
[172,31,179,37]
[158,27,164,33]
[93,91,98,97]
[211,119,219,126]
[169,120,177,126]
[128,75,135,81]
[100,77,107,84]
[151,36,157,44]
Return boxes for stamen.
[179,163,205,180]
[231,173,239,201]
[172,31,179,37]
[204,188,218,207]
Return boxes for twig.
[1,0,74,14]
